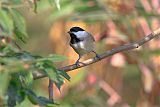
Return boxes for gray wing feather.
[79,32,95,42]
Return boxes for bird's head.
[68,27,86,38]
[69,27,84,33]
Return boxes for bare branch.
[48,79,54,102]
[33,28,160,80]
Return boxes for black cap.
[69,27,84,32]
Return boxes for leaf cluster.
[0,1,71,106]
[0,47,70,106]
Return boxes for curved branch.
[33,28,160,80]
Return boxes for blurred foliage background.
[0,0,160,107]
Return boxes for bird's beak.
[67,31,71,34]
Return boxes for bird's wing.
[89,33,95,41]
[78,32,95,42]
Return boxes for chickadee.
[68,27,100,66]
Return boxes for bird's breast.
[70,39,95,55]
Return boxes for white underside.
[70,40,95,56]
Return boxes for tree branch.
[48,79,54,102]
[33,28,160,80]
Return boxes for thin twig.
[33,28,160,80]
[48,79,54,102]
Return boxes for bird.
[68,26,100,66]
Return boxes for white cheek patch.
[73,31,88,38]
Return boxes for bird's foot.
[75,61,80,67]
[95,54,101,60]
[92,51,100,60]
[75,61,86,67]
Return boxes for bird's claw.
[75,61,86,67]
[75,61,80,67]
[95,54,100,60]
[92,51,100,60]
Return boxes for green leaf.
[26,89,38,105]
[37,54,67,62]
[54,76,64,91]
[7,84,18,107]
[26,89,54,106]
[57,70,70,81]
[9,9,28,43]
[0,9,14,36]
[35,61,57,82]
[48,54,67,61]
[10,51,38,61]
[7,77,26,107]
[37,96,54,105]
[35,60,68,91]
[0,72,10,98]
[41,62,65,91]
[19,71,33,88]
[45,67,57,82]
